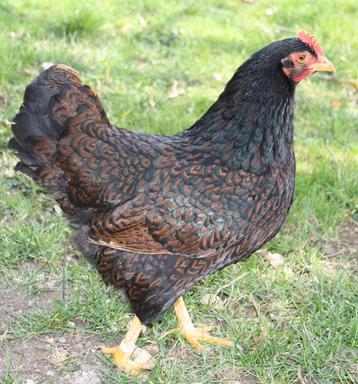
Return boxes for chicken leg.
[101,316,154,375]
[173,296,234,352]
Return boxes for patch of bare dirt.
[0,332,102,384]
[0,264,105,383]
[321,220,358,276]
[0,283,62,325]
[323,220,358,257]
[211,365,258,383]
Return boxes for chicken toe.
[101,316,154,375]
[101,346,154,375]
[173,296,234,352]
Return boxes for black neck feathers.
[183,38,309,173]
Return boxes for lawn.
[0,0,357,383]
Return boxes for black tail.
[8,64,109,193]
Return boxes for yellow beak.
[310,56,336,73]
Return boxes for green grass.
[0,0,357,383]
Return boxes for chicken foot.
[102,297,233,375]
[173,296,234,352]
[101,316,154,375]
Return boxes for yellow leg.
[101,316,154,375]
[173,296,234,352]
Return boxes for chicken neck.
[183,55,297,174]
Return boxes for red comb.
[297,31,324,56]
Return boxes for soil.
[321,219,358,276]
[0,282,103,384]
[0,283,61,325]
[0,332,102,384]
[211,365,258,383]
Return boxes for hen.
[8,31,334,374]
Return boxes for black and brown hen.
[8,31,335,374]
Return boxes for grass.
[0,0,357,383]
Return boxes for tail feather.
[8,64,109,202]
[11,111,57,148]
[11,65,82,148]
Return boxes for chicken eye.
[296,53,307,64]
